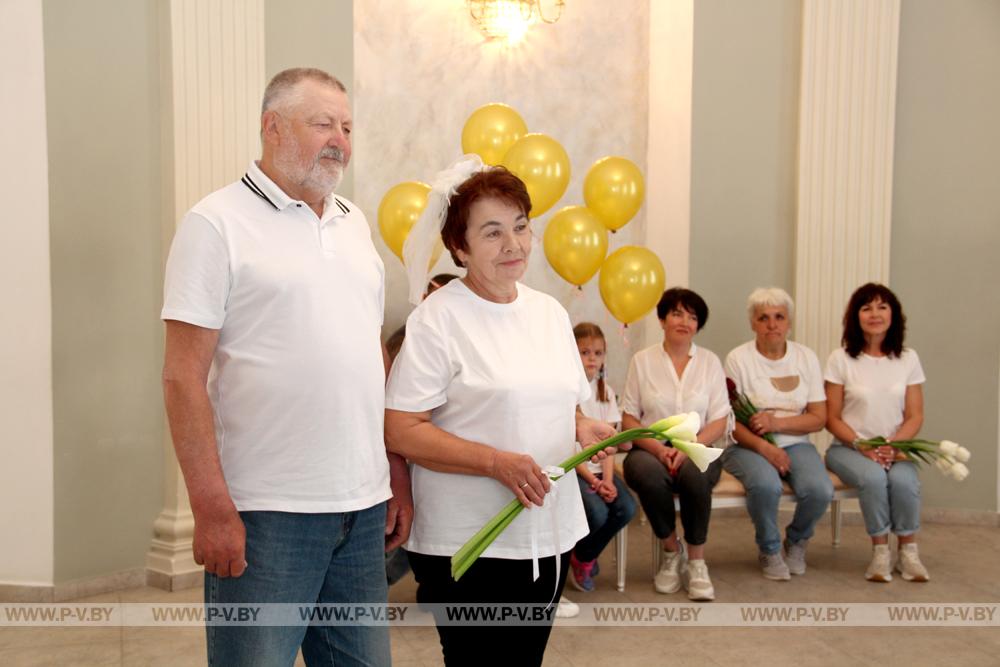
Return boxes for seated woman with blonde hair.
[723,287,833,581]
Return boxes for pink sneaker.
[569,552,596,592]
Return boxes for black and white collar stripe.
[334,197,350,215]
[241,174,279,210]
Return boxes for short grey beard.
[275,134,344,197]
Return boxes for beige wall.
[0,0,55,586]
[42,0,166,582]
[688,0,802,358]
[891,0,1000,511]
[354,0,651,390]
[264,0,354,199]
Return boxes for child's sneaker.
[555,595,580,618]
[569,552,596,592]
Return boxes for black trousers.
[623,448,722,545]
[407,551,570,667]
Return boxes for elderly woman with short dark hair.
[384,158,614,666]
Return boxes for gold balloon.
[501,133,570,218]
[461,103,528,166]
[598,246,666,324]
[543,206,608,286]
[583,156,646,232]
[377,181,432,263]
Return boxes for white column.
[794,0,900,364]
[644,0,694,345]
[0,0,54,589]
[147,0,265,590]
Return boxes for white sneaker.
[654,545,685,594]
[555,595,580,619]
[895,543,929,582]
[865,544,892,582]
[783,538,807,576]
[758,551,790,581]
[681,559,715,601]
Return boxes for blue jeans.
[205,503,390,667]
[825,443,921,537]
[574,474,637,562]
[723,442,833,555]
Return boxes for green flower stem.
[450,426,670,581]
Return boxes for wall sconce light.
[468,0,565,42]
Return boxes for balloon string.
[572,285,584,300]
[618,323,631,349]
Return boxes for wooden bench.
[610,460,856,592]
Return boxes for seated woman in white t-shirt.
[824,283,928,583]
[621,288,729,601]
[383,160,615,667]
[723,287,833,581]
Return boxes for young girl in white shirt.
[825,283,928,582]
[569,322,637,593]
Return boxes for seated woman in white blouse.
[622,288,729,601]
[383,161,614,667]
[825,283,928,583]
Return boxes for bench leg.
[616,526,627,592]
[831,498,842,547]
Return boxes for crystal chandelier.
[467,0,565,42]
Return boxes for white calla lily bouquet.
[856,437,971,481]
[451,412,721,580]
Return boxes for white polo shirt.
[162,161,391,513]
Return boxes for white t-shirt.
[621,343,731,446]
[162,161,390,513]
[725,340,825,448]
[579,379,621,473]
[385,280,591,559]
[824,347,926,441]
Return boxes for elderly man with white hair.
[723,287,833,581]
[161,68,411,666]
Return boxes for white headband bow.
[403,154,486,305]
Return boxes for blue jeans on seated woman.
[825,442,920,537]
[574,473,637,562]
[204,503,390,667]
[722,442,833,555]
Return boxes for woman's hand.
[749,410,779,436]
[576,415,619,460]
[656,446,686,476]
[763,446,791,477]
[491,450,550,508]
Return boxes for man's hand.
[385,453,413,551]
[192,502,246,578]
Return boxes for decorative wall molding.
[643,0,693,347]
[147,0,265,590]
[794,0,901,365]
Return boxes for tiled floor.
[3,515,999,666]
